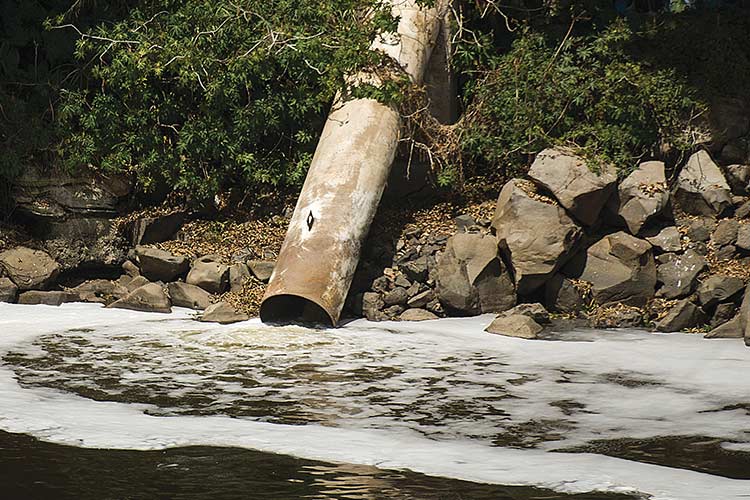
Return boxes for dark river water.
[1,304,749,499]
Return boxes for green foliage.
[460,19,704,180]
[54,0,401,201]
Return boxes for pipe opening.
[260,294,335,327]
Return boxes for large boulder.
[644,226,682,253]
[705,315,744,339]
[135,246,189,282]
[492,179,582,294]
[0,247,59,290]
[168,282,212,310]
[656,299,707,332]
[71,279,129,304]
[0,277,18,302]
[527,148,617,226]
[673,151,732,216]
[436,232,515,315]
[616,161,670,234]
[485,314,544,339]
[187,255,229,294]
[199,302,249,324]
[656,250,708,299]
[575,232,656,307]
[107,283,171,313]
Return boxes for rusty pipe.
[260,0,446,326]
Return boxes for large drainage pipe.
[260,0,447,326]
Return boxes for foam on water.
[1,303,749,499]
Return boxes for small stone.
[644,226,682,253]
[711,303,739,328]
[454,214,477,232]
[655,299,707,332]
[399,308,438,321]
[247,260,275,283]
[122,260,140,277]
[362,292,384,321]
[371,276,390,294]
[697,276,745,308]
[168,282,212,310]
[736,224,750,251]
[200,302,249,324]
[229,263,251,292]
[126,275,150,292]
[705,315,744,339]
[686,217,717,242]
[129,212,184,246]
[399,257,428,283]
[407,289,435,309]
[725,164,750,195]
[0,277,18,303]
[715,245,737,261]
[383,304,405,319]
[712,219,739,247]
[405,282,421,298]
[394,274,411,289]
[135,246,189,282]
[485,314,544,339]
[502,303,550,324]
[18,290,80,306]
[656,250,708,299]
[187,255,229,294]
[736,201,750,219]
[107,283,171,313]
[383,287,409,306]
[544,274,584,313]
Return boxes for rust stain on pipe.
[260,0,446,326]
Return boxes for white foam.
[1,303,750,499]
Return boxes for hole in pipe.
[260,294,334,327]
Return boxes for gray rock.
[371,276,390,294]
[736,224,750,251]
[697,276,745,308]
[0,277,18,302]
[527,148,617,226]
[674,150,732,216]
[199,302,249,324]
[187,255,229,294]
[485,314,544,339]
[383,287,409,306]
[705,315,744,339]
[247,260,275,283]
[436,232,515,315]
[107,283,172,313]
[399,257,428,283]
[656,299,707,332]
[454,214,476,232]
[135,246,189,282]
[0,247,60,291]
[736,200,750,219]
[18,290,80,306]
[711,302,738,328]
[577,232,656,307]
[229,263,251,292]
[544,274,585,313]
[122,260,140,277]
[407,289,435,309]
[616,161,670,234]
[644,226,682,253]
[129,212,184,246]
[383,304,406,319]
[686,217,716,242]
[126,275,150,292]
[399,308,438,321]
[725,164,750,195]
[715,245,737,261]
[712,219,739,247]
[501,303,550,324]
[656,250,708,299]
[720,141,746,164]
[168,282,212,310]
[740,290,750,343]
[362,292,385,321]
[71,279,128,304]
[492,179,582,294]
[394,274,411,289]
